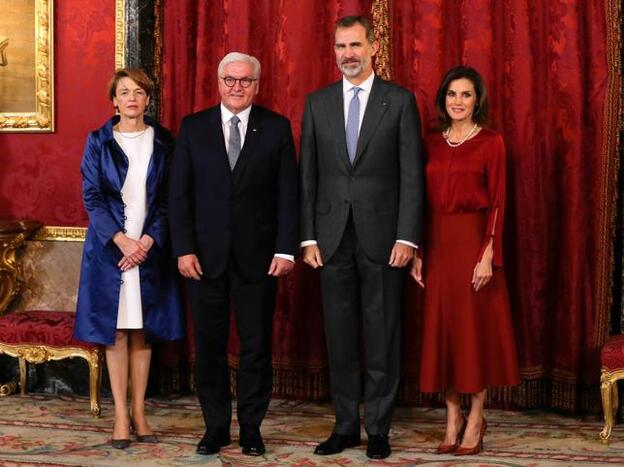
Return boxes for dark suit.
[300,77,423,435]
[169,104,298,430]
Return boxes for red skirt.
[419,211,520,393]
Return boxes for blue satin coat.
[74,116,184,345]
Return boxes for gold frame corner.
[0,0,54,133]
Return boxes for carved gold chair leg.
[87,351,103,417]
[600,370,623,442]
[612,381,619,415]
[18,357,27,395]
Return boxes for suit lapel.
[204,108,232,183]
[353,78,389,166]
[232,105,262,184]
[324,83,351,171]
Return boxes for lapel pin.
[252,128,257,132]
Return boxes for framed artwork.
[0,0,54,132]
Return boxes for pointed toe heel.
[137,434,159,443]
[436,415,467,455]
[454,418,487,456]
[111,438,131,449]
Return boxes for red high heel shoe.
[454,418,487,456]
[436,415,467,454]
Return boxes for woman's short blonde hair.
[108,68,154,101]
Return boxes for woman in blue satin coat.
[74,68,183,449]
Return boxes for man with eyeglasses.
[168,51,298,457]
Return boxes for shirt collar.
[220,103,252,125]
[342,71,375,96]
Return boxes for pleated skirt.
[419,211,520,393]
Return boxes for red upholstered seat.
[0,310,95,350]
[601,335,624,371]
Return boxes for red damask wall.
[0,1,115,226]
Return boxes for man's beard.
[338,57,368,77]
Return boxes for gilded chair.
[0,220,103,416]
[600,335,624,442]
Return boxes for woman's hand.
[113,232,148,271]
[472,241,493,291]
[139,234,154,252]
[410,257,425,288]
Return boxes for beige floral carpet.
[0,394,622,466]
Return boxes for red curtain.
[160,0,620,412]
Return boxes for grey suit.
[300,76,423,435]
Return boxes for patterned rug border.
[1,394,623,466]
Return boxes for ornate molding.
[31,226,87,242]
[0,220,41,313]
[0,0,54,132]
[115,0,126,69]
[371,0,392,81]
[0,342,100,367]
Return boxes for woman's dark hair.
[108,68,153,101]
[434,66,489,129]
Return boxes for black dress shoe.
[366,434,391,459]
[111,438,131,449]
[239,425,265,456]
[196,430,231,455]
[314,433,361,455]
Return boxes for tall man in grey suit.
[300,16,424,459]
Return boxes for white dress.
[114,126,154,329]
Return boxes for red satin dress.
[419,128,520,393]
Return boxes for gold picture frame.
[115,0,126,69]
[0,0,54,132]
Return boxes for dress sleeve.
[478,134,506,267]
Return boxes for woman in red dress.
[411,66,519,455]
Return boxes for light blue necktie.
[228,115,241,171]
[346,87,361,164]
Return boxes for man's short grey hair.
[217,52,261,79]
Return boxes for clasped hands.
[303,242,415,269]
[114,232,154,271]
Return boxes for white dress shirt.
[342,71,375,133]
[220,103,251,152]
[220,103,294,263]
[301,73,417,251]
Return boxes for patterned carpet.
[0,394,622,466]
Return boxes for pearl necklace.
[115,125,148,139]
[443,123,479,148]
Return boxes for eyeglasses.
[221,76,257,88]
